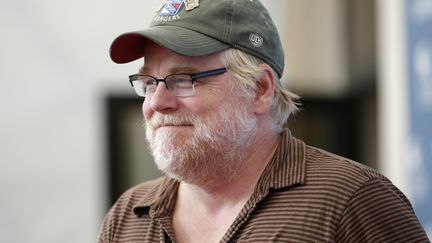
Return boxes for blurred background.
[0,0,431,242]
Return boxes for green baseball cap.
[110,0,284,78]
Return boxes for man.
[99,0,429,242]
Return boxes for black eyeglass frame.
[128,67,227,97]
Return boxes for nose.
[147,82,179,114]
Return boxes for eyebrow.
[138,66,200,75]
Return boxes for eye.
[141,77,156,86]
[168,74,193,88]
[131,80,147,97]
[134,76,157,95]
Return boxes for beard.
[145,99,257,188]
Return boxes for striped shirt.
[98,129,429,242]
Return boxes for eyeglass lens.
[131,74,194,97]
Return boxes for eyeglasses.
[128,67,227,97]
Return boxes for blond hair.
[222,48,300,132]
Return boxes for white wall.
[0,0,160,242]
[0,1,287,242]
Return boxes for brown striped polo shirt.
[98,129,429,242]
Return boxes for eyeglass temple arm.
[191,67,227,80]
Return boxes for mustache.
[146,113,198,129]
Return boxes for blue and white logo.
[160,0,184,16]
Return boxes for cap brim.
[110,25,230,63]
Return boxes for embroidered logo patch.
[160,0,184,16]
[184,0,199,11]
[249,33,263,47]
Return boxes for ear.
[253,63,276,115]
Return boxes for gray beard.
[145,100,257,188]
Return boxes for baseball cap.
[110,0,284,78]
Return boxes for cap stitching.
[222,0,234,42]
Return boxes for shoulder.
[97,177,166,242]
[304,145,388,190]
[302,145,413,213]
[106,176,171,221]
[333,172,428,241]
[301,145,428,241]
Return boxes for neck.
[171,126,281,243]
[178,127,280,209]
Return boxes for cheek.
[142,99,153,120]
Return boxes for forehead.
[142,40,224,73]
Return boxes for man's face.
[141,42,257,184]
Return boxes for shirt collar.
[256,129,306,191]
[132,128,306,218]
[133,176,179,218]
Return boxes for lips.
[154,123,193,129]
[148,113,197,130]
